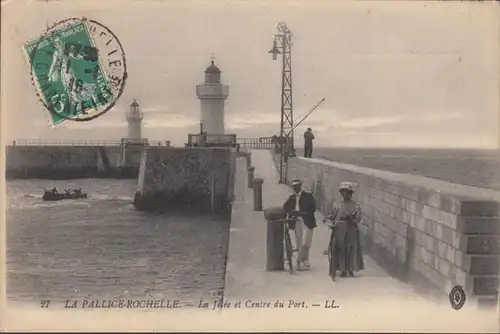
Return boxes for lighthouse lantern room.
[126,99,144,142]
[196,59,229,139]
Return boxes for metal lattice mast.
[280,24,294,151]
[269,22,293,183]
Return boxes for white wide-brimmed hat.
[338,182,355,192]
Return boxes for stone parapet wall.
[134,147,236,215]
[283,155,499,303]
[5,146,124,179]
[4,145,153,179]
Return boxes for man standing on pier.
[304,128,315,158]
[283,179,317,271]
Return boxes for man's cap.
[307,127,312,131]
[338,182,355,192]
[291,180,302,186]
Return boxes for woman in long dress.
[323,182,364,280]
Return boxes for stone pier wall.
[5,145,142,179]
[134,147,236,215]
[283,155,499,305]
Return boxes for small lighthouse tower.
[196,59,229,137]
[126,99,143,142]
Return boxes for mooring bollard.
[264,207,285,271]
[247,166,255,188]
[252,177,264,211]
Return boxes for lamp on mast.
[268,39,281,60]
[268,22,293,184]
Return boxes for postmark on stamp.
[23,17,127,125]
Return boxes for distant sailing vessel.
[42,188,87,201]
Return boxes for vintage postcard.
[1,0,499,332]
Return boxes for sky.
[1,0,499,148]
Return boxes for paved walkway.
[223,150,498,332]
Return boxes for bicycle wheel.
[284,227,294,274]
[328,233,336,280]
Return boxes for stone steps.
[461,212,499,298]
[459,216,500,234]
[467,275,499,295]
[462,235,500,254]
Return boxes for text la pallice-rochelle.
[64,299,181,309]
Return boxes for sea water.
[6,178,228,308]
[297,147,500,190]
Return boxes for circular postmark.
[24,17,127,125]
[449,285,466,310]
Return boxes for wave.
[23,194,42,199]
[8,194,133,211]
[117,196,134,201]
[20,194,134,201]
[8,200,91,210]
[33,201,91,209]
[88,194,134,201]
[90,194,114,200]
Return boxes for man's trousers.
[294,217,314,263]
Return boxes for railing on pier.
[184,135,274,150]
[157,140,171,147]
[120,138,171,147]
[236,137,274,150]
[185,133,238,148]
[12,139,123,146]
[11,139,171,147]
[121,138,149,145]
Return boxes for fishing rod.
[271,98,326,143]
[285,97,326,137]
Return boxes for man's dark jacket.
[283,191,317,229]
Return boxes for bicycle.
[322,216,338,281]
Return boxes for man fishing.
[303,127,315,158]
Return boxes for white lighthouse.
[126,99,143,141]
[196,59,229,136]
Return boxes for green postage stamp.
[24,18,127,125]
